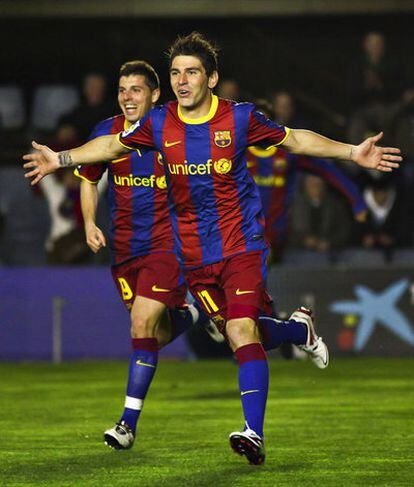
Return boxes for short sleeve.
[246,108,290,148]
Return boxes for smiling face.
[117,74,160,123]
[170,55,218,116]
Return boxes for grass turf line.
[0,358,413,487]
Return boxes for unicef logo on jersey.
[214,158,232,174]
[166,158,233,176]
[113,173,164,188]
[156,176,167,189]
[121,119,140,137]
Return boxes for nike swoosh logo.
[241,389,259,396]
[164,140,181,148]
[152,285,171,293]
[236,289,255,295]
[136,360,156,368]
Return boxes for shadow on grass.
[0,447,307,486]
[0,450,139,484]
[157,459,308,487]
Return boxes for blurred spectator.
[393,88,414,163]
[62,72,114,141]
[40,168,90,265]
[290,174,352,252]
[357,175,410,259]
[216,78,241,101]
[271,91,308,128]
[0,167,49,265]
[347,31,405,108]
[346,32,406,145]
[39,122,90,264]
[50,122,82,152]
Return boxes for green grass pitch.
[0,358,413,486]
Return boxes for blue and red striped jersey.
[118,95,289,268]
[75,114,173,266]
[246,146,367,247]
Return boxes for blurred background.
[0,0,413,361]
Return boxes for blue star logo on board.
[330,279,414,351]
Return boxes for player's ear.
[208,71,219,90]
[151,88,161,104]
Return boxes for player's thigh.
[111,258,142,311]
[130,294,167,333]
[137,252,187,307]
[184,267,227,334]
[221,250,269,321]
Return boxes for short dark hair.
[167,31,218,77]
[119,60,160,91]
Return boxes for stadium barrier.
[267,266,414,357]
[0,266,413,361]
[0,268,188,361]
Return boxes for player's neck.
[179,92,213,120]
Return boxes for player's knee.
[130,313,157,338]
[226,318,258,349]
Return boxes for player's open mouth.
[124,104,137,113]
[178,90,190,97]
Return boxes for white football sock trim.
[125,396,143,411]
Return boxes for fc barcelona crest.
[214,130,232,148]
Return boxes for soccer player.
[75,60,208,451]
[247,100,368,263]
[23,32,401,465]
[75,60,316,454]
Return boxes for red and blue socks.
[120,337,158,435]
[234,343,269,439]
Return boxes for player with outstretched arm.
[74,60,210,450]
[24,32,401,465]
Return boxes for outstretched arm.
[283,129,401,172]
[23,135,128,185]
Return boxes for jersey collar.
[177,94,219,125]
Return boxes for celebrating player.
[75,60,209,451]
[23,32,401,465]
[73,59,321,455]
